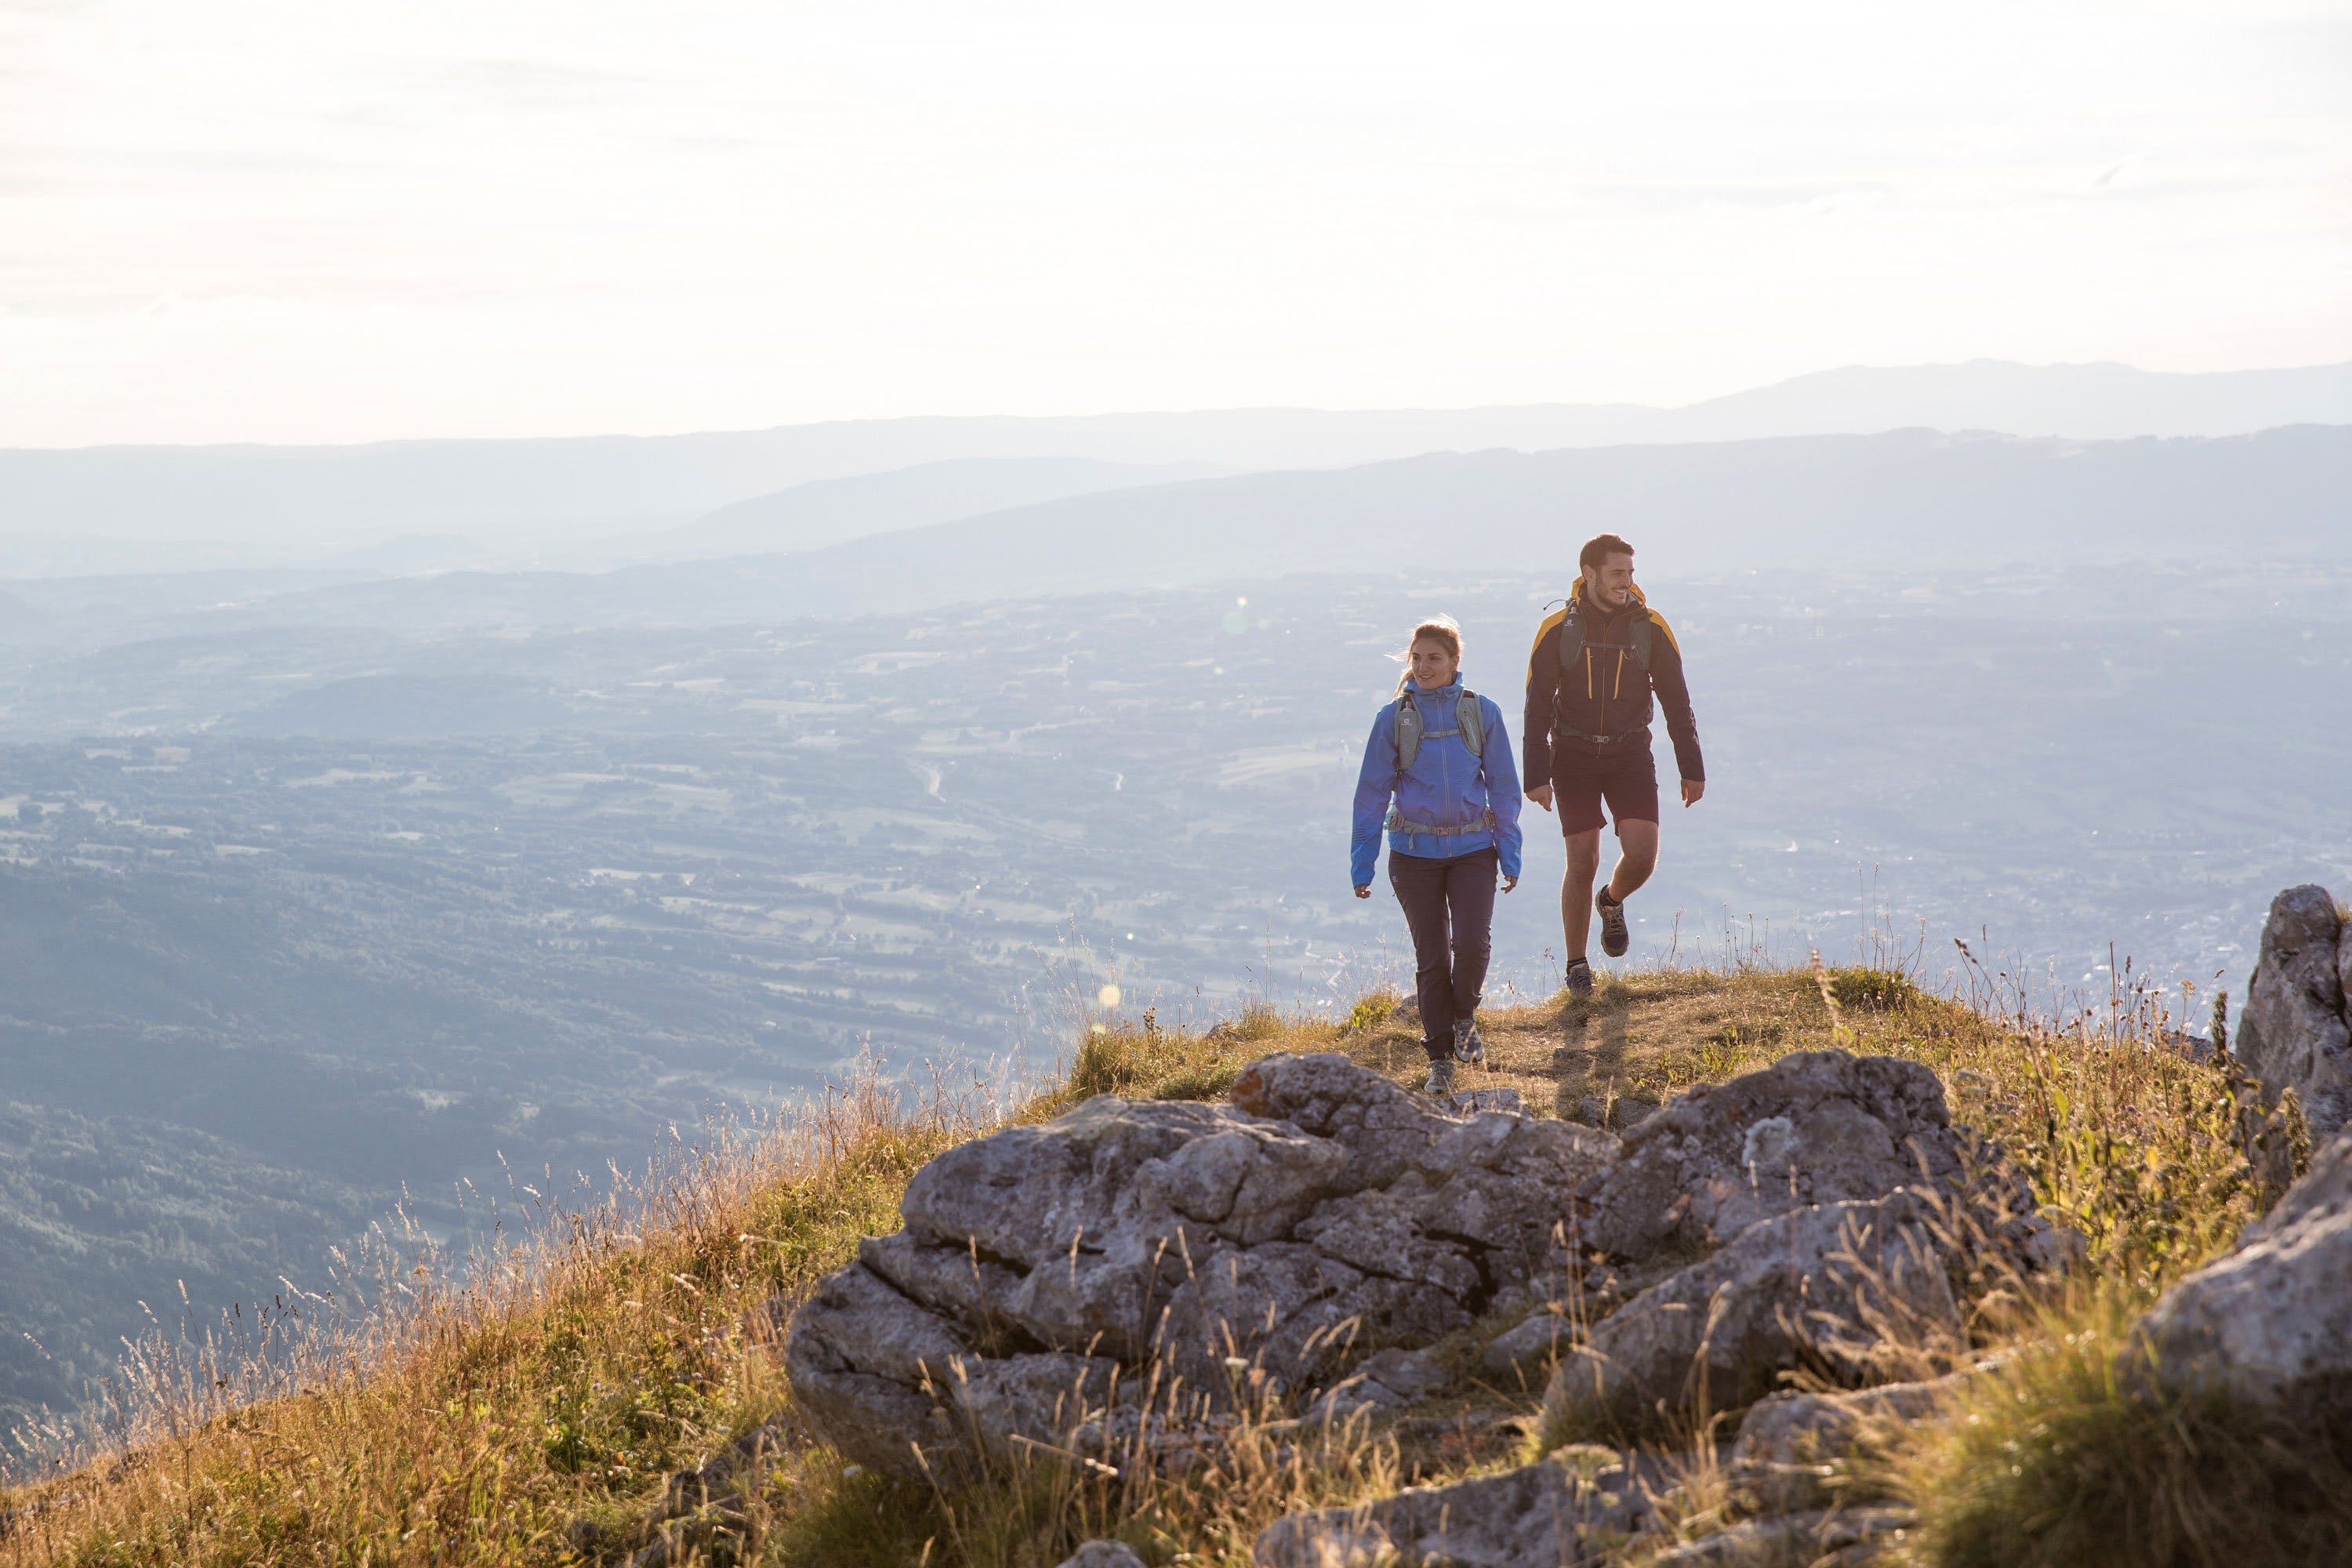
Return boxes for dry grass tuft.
[1877,1290,2352,1568]
[0,1071,979,1566]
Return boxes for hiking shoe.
[1595,888,1630,958]
[1565,957,1594,999]
[1423,1057,1457,1095]
[1453,1016,1486,1066]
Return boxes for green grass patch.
[1887,1294,2352,1568]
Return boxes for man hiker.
[1523,532,1705,997]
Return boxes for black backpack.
[1555,598,1657,681]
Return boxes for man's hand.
[1681,779,1705,808]
[1526,784,1554,813]
[1501,875,1519,894]
[1354,884,1372,899]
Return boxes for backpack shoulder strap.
[1392,692,1423,771]
[1555,599,1585,677]
[1456,689,1485,759]
[1628,612,1657,672]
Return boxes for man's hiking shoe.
[1453,1017,1486,1066]
[1565,957,1594,999]
[1423,1058,1457,1095]
[1595,888,1630,959]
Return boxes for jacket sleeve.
[1523,616,1562,788]
[1647,619,1705,783]
[1479,695,1523,881]
[1350,704,1399,887]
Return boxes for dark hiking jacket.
[1522,581,1705,786]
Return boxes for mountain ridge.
[41,423,2329,644]
[4,359,2345,551]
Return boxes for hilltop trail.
[13,961,2332,1568]
[1329,964,1849,1123]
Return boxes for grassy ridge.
[1,967,2328,1567]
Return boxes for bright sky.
[2,0,2346,446]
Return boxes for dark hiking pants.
[1388,847,1497,1062]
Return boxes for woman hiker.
[1351,615,1523,1094]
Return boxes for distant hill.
[1,359,2343,552]
[85,424,2338,639]
[651,456,1226,560]
[1655,359,2352,444]
[0,587,44,640]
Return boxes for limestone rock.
[1644,1504,1915,1566]
[1306,1347,1455,1421]
[782,1259,972,1480]
[1252,1450,1664,1568]
[1226,1051,1465,1188]
[1581,1052,1969,1262]
[1055,1543,1147,1568]
[1569,1094,1661,1131]
[2235,884,2352,1138]
[788,1053,1619,1485]
[1726,1380,1951,1512]
[2134,1120,2352,1435]
[1484,1306,1577,1385]
[898,1094,1348,1358]
[1544,1192,1962,1440]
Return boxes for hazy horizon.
[1,353,2347,455]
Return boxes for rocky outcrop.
[1245,1048,2070,1566]
[1054,1544,1147,1568]
[1577,1052,1973,1262]
[2133,1120,2352,1436]
[786,1053,1617,1481]
[1724,1378,1952,1512]
[1468,1051,2066,1419]
[2235,884,2352,1138]
[789,1039,2065,1526]
[1643,1504,1915,1567]
[1305,1345,1454,1421]
[1543,1192,1964,1440]
[1252,1446,1667,1568]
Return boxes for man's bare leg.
[1561,829,1602,960]
[1605,819,1661,905]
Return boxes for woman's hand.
[1501,875,1518,894]
[1354,884,1372,899]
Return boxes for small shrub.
[1229,1000,1289,1043]
[1829,967,1919,1011]
[1056,1017,1260,1107]
[1341,991,1403,1034]
[1887,1294,2352,1568]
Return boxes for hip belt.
[1386,807,1496,837]
[1557,724,1646,750]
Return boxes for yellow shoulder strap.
[1526,608,1567,685]
[1642,608,1682,659]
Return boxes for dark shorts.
[1553,748,1658,836]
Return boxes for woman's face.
[1409,637,1460,690]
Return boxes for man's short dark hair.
[1580,533,1635,574]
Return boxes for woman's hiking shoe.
[1453,1017,1486,1066]
[1565,957,1594,999]
[1423,1058,1457,1095]
[1595,888,1630,958]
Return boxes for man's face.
[1583,553,1635,608]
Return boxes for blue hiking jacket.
[1350,680,1523,887]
